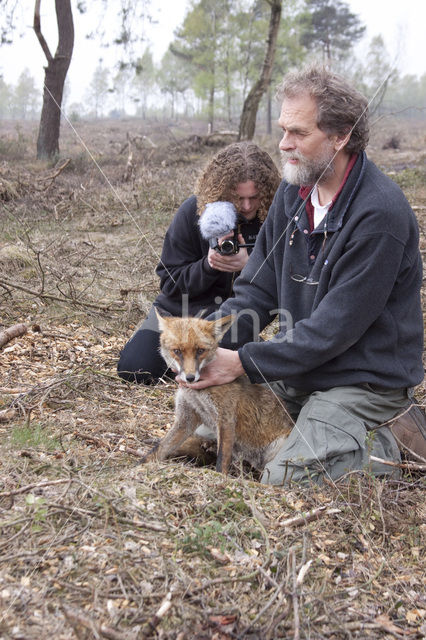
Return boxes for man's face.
[234,181,261,221]
[278,93,337,186]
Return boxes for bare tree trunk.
[238,0,282,141]
[208,83,215,133]
[266,86,272,135]
[208,9,217,133]
[34,0,74,158]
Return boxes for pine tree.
[298,0,365,61]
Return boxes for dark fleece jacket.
[217,152,424,392]
[155,195,261,316]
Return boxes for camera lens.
[219,239,237,255]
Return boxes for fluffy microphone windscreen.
[199,201,237,240]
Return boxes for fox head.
[155,309,234,383]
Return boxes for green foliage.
[132,48,156,117]
[158,50,193,119]
[348,35,398,116]
[298,0,365,61]
[0,69,41,120]
[347,37,425,120]
[165,0,306,128]
[10,423,61,451]
[392,167,425,190]
[179,520,230,556]
[0,124,30,160]
[86,63,110,118]
[169,0,234,126]
[0,75,12,118]
[385,73,426,118]
[177,491,260,558]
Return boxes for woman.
[117,141,280,384]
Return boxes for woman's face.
[235,181,261,221]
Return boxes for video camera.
[198,201,254,255]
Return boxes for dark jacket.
[217,152,424,391]
[155,195,261,316]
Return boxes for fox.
[141,309,294,475]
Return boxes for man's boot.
[390,402,426,461]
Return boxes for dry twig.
[370,455,426,471]
[278,506,341,528]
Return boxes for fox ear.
[154,306,172,331]
[212,314,235,340]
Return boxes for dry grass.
[0,116,425,639]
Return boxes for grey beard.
[281,152,335,186]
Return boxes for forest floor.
[0,115,425,639]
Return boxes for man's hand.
[178,347,245,389]
[207,233,249,272]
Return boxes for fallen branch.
[0,478,71,498]
[0,323,28,348]
[278,506,341,528]
[0,276,122,312]
[38,158,71,191]
[131,518,168,533]
[370,455,426,472]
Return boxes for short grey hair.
[277,66,369,154]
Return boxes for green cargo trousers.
[261,383,409,486]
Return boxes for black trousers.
[117,307,173,384]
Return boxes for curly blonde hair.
[195,142,281,223]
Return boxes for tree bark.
[266,86,272,135]
[34,0,74,158]
[238,0,282,141]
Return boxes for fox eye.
[173,348,182,356]
[196,348,205,356]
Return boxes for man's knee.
[260,392,401,486]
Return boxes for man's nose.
[279,131,295,151]
[240,199,251,212]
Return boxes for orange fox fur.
[141,310,294,474]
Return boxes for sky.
[0,0,425,106]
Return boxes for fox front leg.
[141,392,201,463]
[216,415,237,475]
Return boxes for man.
[184,66,424,485]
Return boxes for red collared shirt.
[299,154,358,232]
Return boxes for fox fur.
[141,310,294,474]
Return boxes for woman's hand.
[207,234,249,272]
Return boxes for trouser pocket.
[262,398,369,485]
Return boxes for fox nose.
[185,374,196,383]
